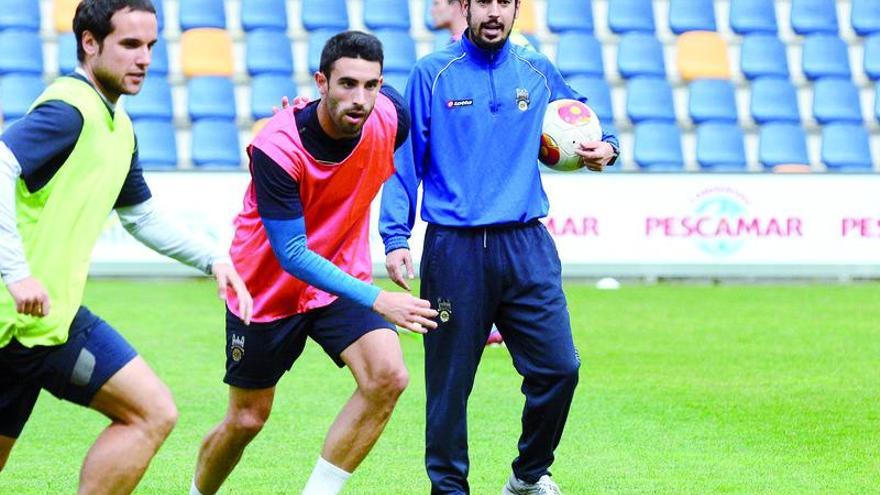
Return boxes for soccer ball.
[538,99,602,171]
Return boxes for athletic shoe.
[501,474,563,495]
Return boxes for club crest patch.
[231,334,245,362]
[515,88,530,111]
[437,298,453,323]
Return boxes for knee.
[227,405,271,440]
[145,393,179,441]
[361,365,409,404]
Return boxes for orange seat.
[676,31,731,81]
[54,0,79,33]
[772,164,812,173]
[180,28,234,77]
[517,0,538,34]
[252,117,270,135]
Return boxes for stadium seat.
[179,0,226,30]
[876,84,880,123]
[617,33,665,78]
[812,78,863,125]
[0,0,40,31]
[423,0,435,30]
[821,124,873,171]
[864,34,880,81]
[382,71,410,94]
[364,0,411,30]
[191,119,242,168]
[187,77,236,121]
[0,30,42,75]
[688,79,737,124]
[153,0,164,31]
[749,78,800,124]
[0,74,45,121]
[759,123,809,167]
[149,38,169,76]
[566,75,613,123]
[301,0,349,31]
[53,0,77,32]
[246,30,294,76]
[133,119,178,170]
[180,29,234,77]
[556,32,604,77]
[851,0,880,36]
[547,0,594,33]
[729,0,778,34]
[252,117,270,136]
[633,122,684,171]
[790,0,838,35]
[250,74,297,120]
[517,0,538,34]
[308,29,337,74]
[375,30,417,73]
[57,32,77,75]
[668,0,716,34]
[607,0,655,34]
[696,123,746,170]
[124,76,172,121]
[626,77,675,123]
[739,34,789,80]
[240,0,288,31]
[801,35,851,80]
[676,31,731,81]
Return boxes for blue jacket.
[380,33,618,253]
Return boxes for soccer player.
[380,0,620,493]
[0,1,253,493]
[431,0,468,41]
[190,31,437,495]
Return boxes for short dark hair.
[74,0,156,62]
[319,31,384,79]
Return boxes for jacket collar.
[461,28,511,66]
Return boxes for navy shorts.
[0,306,138,438]
[224,296,395,389]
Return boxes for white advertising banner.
[90,172,880,277]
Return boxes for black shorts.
[0,306,138,438]
[224,297,395,389]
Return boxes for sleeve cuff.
[383,236,410,255]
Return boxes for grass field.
[1,280,878,494]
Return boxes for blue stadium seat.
[246,30,294,76]
[149,38,169,75]
[634,122,684,171]
[308,29,337,73]
[433,33,453,52]
[668,0,716,34]
[0,74,45,121]
[864,34,880,81]
[607,0,655,33]
[566,75,613,123]
[790,0,838,35]
[547,0,594,33]
[133,119,178,170]
[556,32,603,77]
[153,0,164,31]
[812,78,862,125]
[750,78,800,124]
[57,32,77,75]
[740,34,789,80]
[851,0,880,36]
[617,33,665,78]
[876,84,880,123]
[179,0,226,30]
[688,79,737,124]
[187,77,236,121]
[382,71,410,95]
[0,0,40,31]
[729,0,778,34]
[375,30,417,73]
[250,74,297,120]
[423,0,435,30]
[801,35,850,80]
[696,123,746,170]
[364,0,411,30]
[822,124,873,171]
[302,0,349,31]
[241,0,288,31]
[626,77,675,123]
[191,119,242,168]
[124,76,172,121]
[759,123,808,167]
[0,30,43,74]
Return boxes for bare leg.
[321,329,409,472]
[192,386,275,495]
[0,435,15,472]
[78,357,178,495]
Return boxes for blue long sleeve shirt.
[380,32,619,253]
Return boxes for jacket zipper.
[489,51,498,113]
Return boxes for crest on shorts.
[515,88,530,111]
[231,334,246,362]
[437,298,453,323]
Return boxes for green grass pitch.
[1,280,878,494]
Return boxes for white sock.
[189,479,204,495]
[301,457,351,495]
